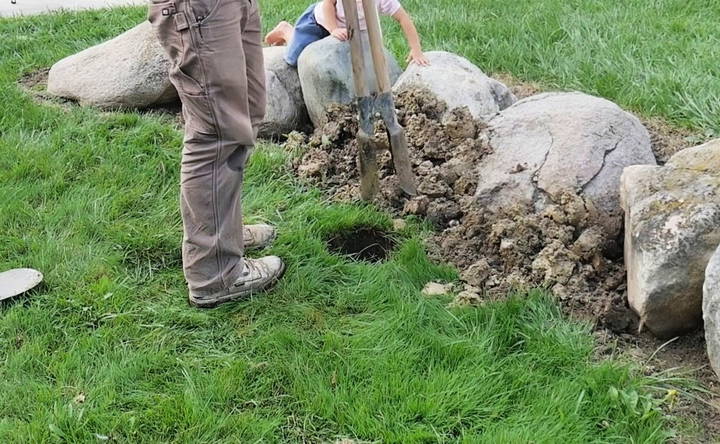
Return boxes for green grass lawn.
[0,1,716,442]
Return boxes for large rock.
[621,139,720,338]
[260,46,309,139]
[393,51,516,120]
[47,21,177,109]
[475,92,655,236]
[704,244,720,379]
[298,34,402,127]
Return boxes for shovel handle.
[342,0,368,97]
[361,0,392,94]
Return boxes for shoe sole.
[188,261,286,309]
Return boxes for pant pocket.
[189,0,222,23]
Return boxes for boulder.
[621,139,720,338]
[298,34,402,127]
[393,51,516,120]
[704,244,720,379]
[260,46,310,139]
[47,21,177,109]
[475,92,656,236]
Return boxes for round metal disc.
[0,268,44,301]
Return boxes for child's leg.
[265,21,294,46]
[283,4,330,67]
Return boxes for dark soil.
[327,226,396,263]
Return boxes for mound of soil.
[289,88,635,331]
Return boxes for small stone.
[393,219,408,231]
[450,284,484,307]
[422,282,454,296]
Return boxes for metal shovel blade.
[0,268,43,301]
[387,124,417,196]
[375,92,417,196]
[357,96,380,200]
[357,132,380,200]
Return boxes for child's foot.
[265,21,294,46]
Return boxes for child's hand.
[407,50,430,66]
[331,28,349,41]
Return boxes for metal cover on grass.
[0,268,43,301]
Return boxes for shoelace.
[241,259,268,279]
[243,227,256,244]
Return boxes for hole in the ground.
[326,226,397,263]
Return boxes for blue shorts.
[284,3,330,67]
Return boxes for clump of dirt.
[290,87,635,331]
[292,88,490,227]
[433,193,634,331]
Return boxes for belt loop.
[175,10,190,31]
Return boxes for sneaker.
[244,224,276,250]
[188,256,285,308]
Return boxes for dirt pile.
[289,88,637,331]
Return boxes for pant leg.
[149,0,258,295]
[244,2,266,134]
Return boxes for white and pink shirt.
[314,0,402,31]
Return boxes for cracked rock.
[475,92,656,237]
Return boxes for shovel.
[341,0,417,200]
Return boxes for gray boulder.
[393,51,516,120]
[475,92,655,236]
[704,244,720,379]
[298,34,402,127]
[47,21,177,109]
[260,46,310,139]
[621,139,720,338]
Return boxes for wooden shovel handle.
[342,0,368,97]
[361,0,392,93]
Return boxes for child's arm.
[320,0,348,41]
[392,7,429,66]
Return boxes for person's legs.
[149,0,283,303]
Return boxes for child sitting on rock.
[265,0,429,67]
